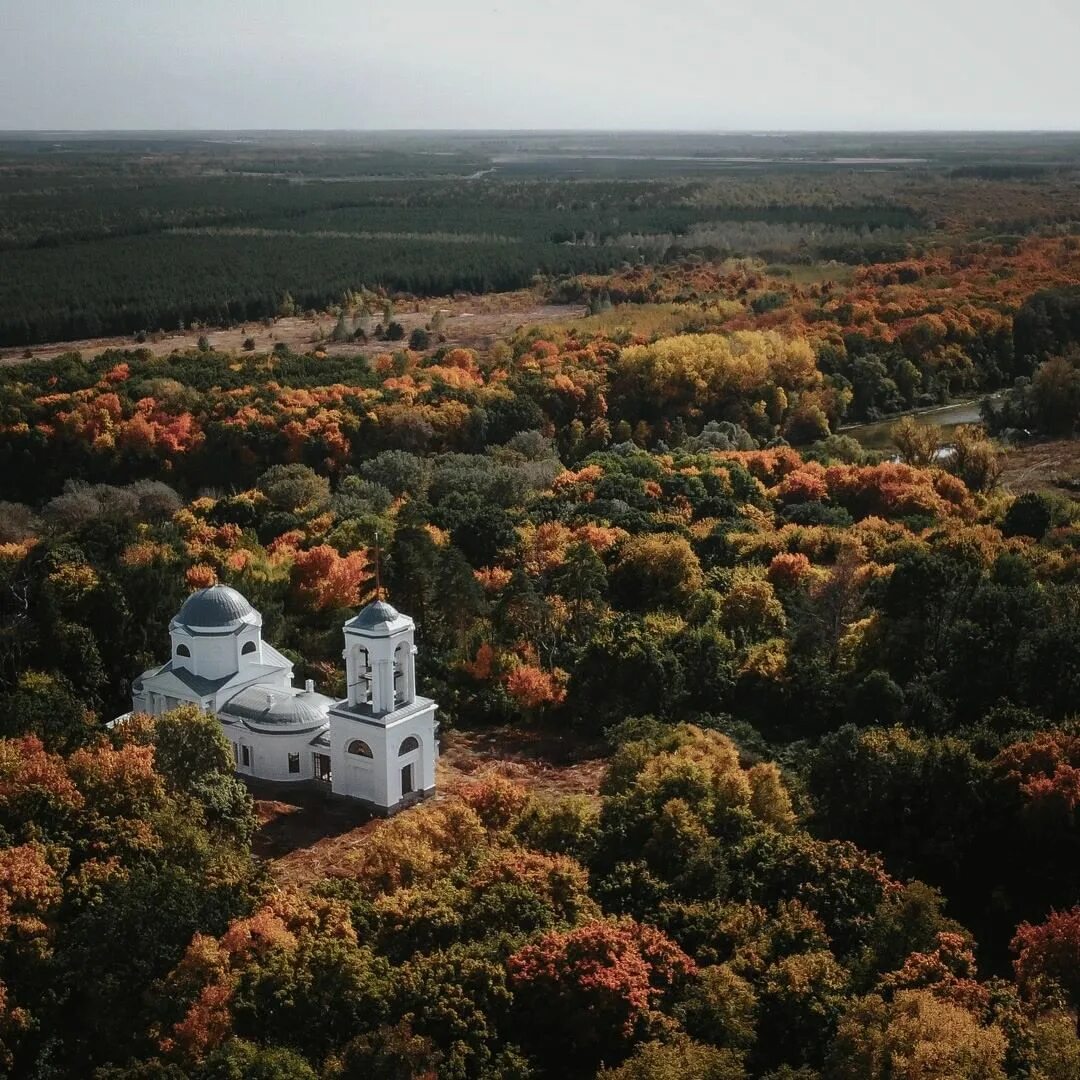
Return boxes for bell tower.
[329,598,437,814]
[342,600,415,714]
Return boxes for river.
[840,398,993,451]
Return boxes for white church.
[129,585,438,814]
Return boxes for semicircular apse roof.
[219,685,332,733]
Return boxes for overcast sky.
[2,0,1078,130]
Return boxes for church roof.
[137,661,235,698]
[219,684,333,734]
[135,649,294,702]
[345,599,410,634]
[174,585,258,631]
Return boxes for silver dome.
[175,585,257,628]
[346,599,403,632]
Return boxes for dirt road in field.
[1,294,586,366]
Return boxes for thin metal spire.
[374,530,382,601]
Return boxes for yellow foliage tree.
[616,331,819,421]
[829,989,1008,1080]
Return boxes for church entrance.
[401,763,415,797]
[312,753,332,783]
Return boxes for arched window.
[353,647,372,701]
[347,739,373,758]
[398,735,419,756]
[176,644,190,657]
[241,640,257,656]
[393,642,411,703]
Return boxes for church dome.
[175,585,258,629]
[346,599,405,633]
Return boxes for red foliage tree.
[1012,906,1080,1014]
[507,919,695,1066]
[0,736,83,841]
[995,732,1080,818]
[878,931,990,1014]
[186,564,218,590]
[0,844,61,940]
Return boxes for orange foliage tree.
[290,545,372,612]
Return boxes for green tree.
[755,950,849,1070]
[0,669,92,750]
[256,464,331,514]
[390,944,517,1079]
[552,541,608,640]
[675,963,758,1053]
[1003,492,1053,539]
[231,939,390,1061]
[611,534,704,611]
[198,1040,318,1080]
[1032,353,1080,435]
[143,706,232,790]
[359,451,428,498]
[330,313,350,343]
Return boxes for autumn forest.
[0,131,1080,1079]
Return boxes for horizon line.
[3,126,1080,136]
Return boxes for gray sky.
[2,0,1078,130]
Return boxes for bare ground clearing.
[256,725,607,885]
[999,438,1080,497]
[2,293,587,366]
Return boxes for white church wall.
[224,725,321,782]
[170,630,194,672]
[387,707,437,797]
[141,689,206,716]
[329,719,389,805]
[186,633,237,680]
[237,630,263,667]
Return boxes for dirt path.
[2,294,586,366]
